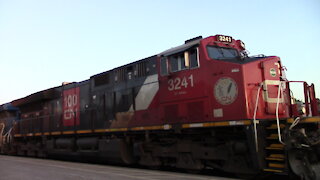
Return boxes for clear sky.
[0,0,319,104]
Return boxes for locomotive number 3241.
[168,75,194,91]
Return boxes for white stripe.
[135,74,159,111]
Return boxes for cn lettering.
[62,87,80,126]
[64,95,78,120]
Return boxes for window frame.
[160,57,169,76]
[206,46,239,60]
[160,47,200,76]
[190,47,200,69]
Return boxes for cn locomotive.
[0,35,319,179]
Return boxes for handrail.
[287,81,319,117]
[303,82,310,116]
[253,83,263,152]
[276,81,285,145]
[309,84,319,116]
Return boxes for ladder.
[263,120,287,173]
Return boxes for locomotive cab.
[158,35,284,123]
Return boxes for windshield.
[207,46,239,60]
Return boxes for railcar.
[0,35,319,179]
[0,103,18,152]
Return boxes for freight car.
[0,35,319,179]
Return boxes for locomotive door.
[261,61,285,115]
[42,101,51,133]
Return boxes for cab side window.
[160,47,199,76]
[160,57,168,76]
[170,53,187,72]
[189,48,198,68]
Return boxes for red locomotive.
[0,35,319,179]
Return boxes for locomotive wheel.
[16,144,26,156]
[120,139,136,164]
[288,149,320,180]
[176,153,203,170]
[37,149,47,158]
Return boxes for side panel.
[131,74,159,127]
[51,98,62,132]
[89,56,159,129]
[78,83,90,130]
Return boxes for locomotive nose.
[260,58,287,115]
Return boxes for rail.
[275,81,319,145]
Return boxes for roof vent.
[185,36,202,44]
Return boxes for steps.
[265,153,285,161]
[265,143,284,150]
[263,120,287,174]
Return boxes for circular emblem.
[214,77,238,105]
[270,68,277,77]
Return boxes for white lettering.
[168,74,194,91]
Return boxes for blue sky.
[0,0,319,103]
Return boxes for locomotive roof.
[158,37,202,57]
[90,55,157,79]
[11,87,60,107]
